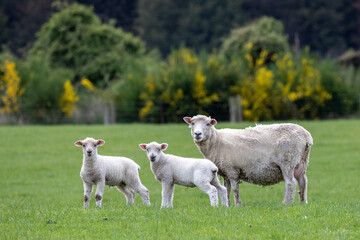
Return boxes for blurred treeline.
[1,0,360,57]
[0,1,359,124]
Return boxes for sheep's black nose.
[150,156,156,162]
[195,132,202,137]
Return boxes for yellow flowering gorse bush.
[60,80,79,116]
[193,67,219,105]
[139,48,218,121]
[0,61,24,114]
[81,78,94,91]
[231,44,332,121]
[275,53,331,119]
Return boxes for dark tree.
[29,2,145,86]
[77,0,137,32]
[0,0,54,56]
[242,0,360,56]
[0,0,359,57]
[136,0,245,56]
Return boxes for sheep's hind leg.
[295,173,308,204]
[127,175,150,206]
[211,176,228,207]
[229,179,242,206]
[196,181,218,207]
[116,184,135,205]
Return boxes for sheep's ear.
[183,117,192,125]
[210,118,217,126]
[97,139,105,146]
[160,143,168,151]
[74,141,83,147]
[139,144,147,151]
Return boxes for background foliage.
[220,16,289,61]
[0,1,359,124]
[1,0,359,57]
[29,2,144,87]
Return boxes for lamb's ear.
[97,139,105,146]
[139,144,147,151]
[210,118,217,126]
[160,143,168,151]
[74,140,83,147]
[183,117,192,125]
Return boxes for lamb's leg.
[196,180,219,207]
[116,184,135,205]
[128,177,150,206]
[161,182,174,208]
[296,173,308,204]
[230,179,242,206]
[83,182,92,208]
[95,180,105,208]
[282,169,297,204]
[134,184,150,206]
[223,176,231,206]
[211,176,228,207]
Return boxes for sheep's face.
[75,137,105,158]
[139,142,168,163]
[183,115,217,143]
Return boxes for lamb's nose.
[87,150,92,155]
[195,131,202,136]
[150,156,156,162]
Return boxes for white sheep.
[183,115,313,206]
[75,137,150,208]
[139,142,228,208]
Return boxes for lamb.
[183,115,313,206]
[139,142,228,208]
[75,137,150,208]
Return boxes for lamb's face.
[183,115,217,143]
[139,142,168,163]
[75,137,105,158]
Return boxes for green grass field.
[0,120,359,239]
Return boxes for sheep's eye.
[206,123,211,126]
[146,149,149,152]
[93,144,96,147]
[191,122,195,126]
[83,144,86,147]
[157,149,161,152]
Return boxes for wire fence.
[1,95,359,125]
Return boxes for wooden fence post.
[104,100,116,125]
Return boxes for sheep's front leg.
[83,182,92,208]
[223,176,231,206]
[230,179,242,207]
[95,180,105,208]
[161,182,174,208]
[283,174,297,205]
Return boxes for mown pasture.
[0,120,359,239]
